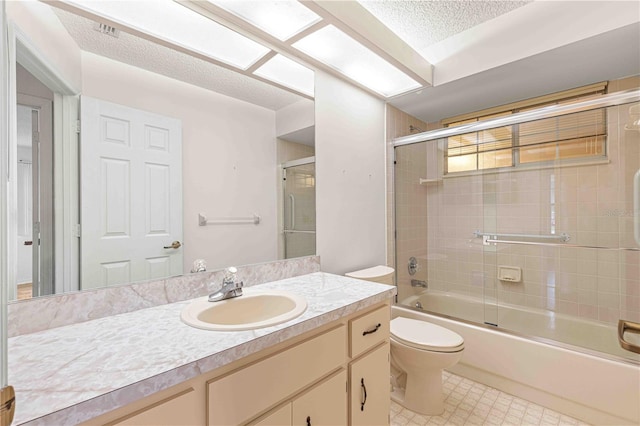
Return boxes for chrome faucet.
[208,267,243,302]
[411,279,428,289]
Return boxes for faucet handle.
[223,266,238,284]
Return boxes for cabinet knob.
[360,378,368,411]
[306,415,311,426]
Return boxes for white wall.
[276,99,314,138]
[7,0,81,92]
[315,70,386,274]
[81,52,278,274]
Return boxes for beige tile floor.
[390,371,589,426]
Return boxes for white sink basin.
[181,288,307,331]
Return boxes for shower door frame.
[391,88,640,363]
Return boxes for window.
[444,83,607,174]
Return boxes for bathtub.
[393,294,640,425]
[402,291,639,360]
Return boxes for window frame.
[443,83,609,175]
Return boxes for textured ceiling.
[358,0,531,61]
[389,22,640,123]
[52,1,637,123]
[53,9,306,111]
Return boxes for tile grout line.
[390,371,589,426]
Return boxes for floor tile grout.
[390,371,590,426]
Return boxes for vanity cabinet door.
[350,306,390,358]
[109,388,201,426]
[350,343,390,426]
[292,370,347,426]
[208,326,346,425]
[250,403,292,426]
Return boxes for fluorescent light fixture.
[292,25,421,97]
[213,1,321,41]
[64,0,270,69]
[254,54,314,97]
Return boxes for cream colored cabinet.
[349,306,389,358]
[251,404,291,426]
[348,305,391,426]
[208,325,346,425]
[252,370,347,426]
[82,302,390,426]
[292,370,348,426]
[350,344,390,426]
[107,388,201,426]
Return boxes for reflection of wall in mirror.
[80,51,279,274]
[8,0,281,280]
[7,1,82,91]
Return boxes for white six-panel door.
[80,96,182,289]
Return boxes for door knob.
[163,241,182,249]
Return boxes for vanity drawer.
[350,305,389,358]
[207,325,346,425]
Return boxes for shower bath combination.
[392,88,640,424]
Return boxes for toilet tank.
[345,265,395,285]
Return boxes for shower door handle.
[288,193,295,230]
[634,169,639,246]
[618,319,640,354]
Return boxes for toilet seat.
[391,317,464,353]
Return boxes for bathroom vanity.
[8,273,396,425]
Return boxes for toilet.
[390,315,464,415]
[345,266,465,416]
[345,265,394,285]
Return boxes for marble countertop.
[8,272,396,425]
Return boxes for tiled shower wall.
[385,105,434,283]
[389,77,640,326]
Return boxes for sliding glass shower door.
[282,158,316,259]
[393,89,640,362]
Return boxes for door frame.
[8,24,80,298]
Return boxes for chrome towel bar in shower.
[485,238,640,251]
[474,231,570,243]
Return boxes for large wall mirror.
[8,0,316,302]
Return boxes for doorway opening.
[16,64,54,299]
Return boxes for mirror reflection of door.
[80,96,183,289]
[16,64,55,299]
[283,159,316,259]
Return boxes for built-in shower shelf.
[419,178,441,184]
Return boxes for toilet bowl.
[344,266,463,415]
[390,316,464,415]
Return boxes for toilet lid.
[390,317,464,352]
[345,265,394,280]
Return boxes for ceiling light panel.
[292,25,421,97]
[64,0,270,69]
[254,54,314,97]
[212,1,321,41]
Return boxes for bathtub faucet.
[411,279,428,289]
